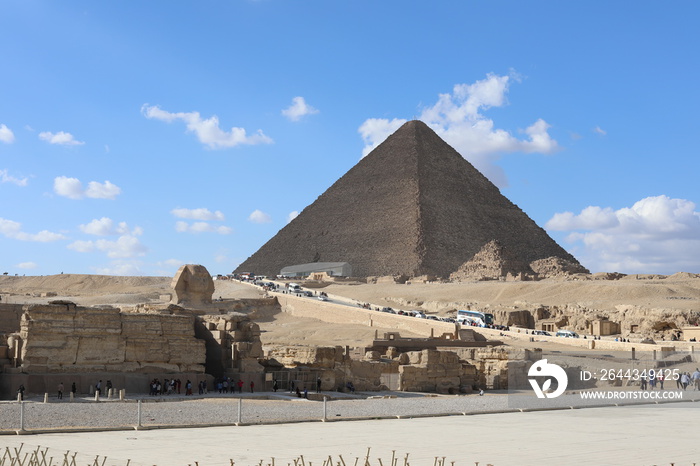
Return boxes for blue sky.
[1,1,699,277]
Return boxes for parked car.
[532,330,552,336]
[555,330,579,338]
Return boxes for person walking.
[250,380,255,393]
[316,377,322,393]
[691,368,700,390]
[57,382,64,400]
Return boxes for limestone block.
[22,336,80,364]
[248,341,264,358]
[72,308,122,335]
[397,353,410,365]
[138,362,180,373]
[75,336,126,364]
[159,314,195,336]
[122,314,164,336]
[125,338,170,363]
[179,364,205,373]
[238,358,264,373]
[364,351,381,361]
[168,338,206,365]
[106,362,141,372]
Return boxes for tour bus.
[456,310,494,327]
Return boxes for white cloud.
[593,126,607,136]
[546,195,700,274]
[175,221,233,235]
[287,210,299,223]
[0,169,28,186]
[17,262,38,269]
[0,124,15,143]
[358,73,560,187]
[39,131,85,146]
[54,176,121,200]
[0,218,66,242]
[282,96,319,121]
[142,104,273,149]
[171,207,225,221]
[359,118,408,157]
[248,209,272,224]
[67,234,147,258]
[79,218,141,236]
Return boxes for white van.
[287,283,302,292]
[555,330,579,338]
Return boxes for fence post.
[19,401,25,432]
[43,393,49,403]
[323,396,327,422]
[237,398,242,425]
[137,399,142,429]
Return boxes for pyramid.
[235,120,588,278]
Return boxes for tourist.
[185,379,193,395]
[346,381,355,393]
[57,382,64,400]
[296,387,302,398]
[692,368,700,390]
[250,380,255,393]
[658,372,664,390]
[304,386,308,399]
[71,382,76,396]
[640,376,647,390]
[289,380,295,393]
[648,374,656,390]
[681,372,691,390]
[95,380,102,396]
[273,379,279,392]
[17,384,25,401]
[237,379,244,393]
[316,377,322,393]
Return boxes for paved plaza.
[1,401,698,465]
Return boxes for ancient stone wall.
[17,302,205,374]
[0,304,23,334]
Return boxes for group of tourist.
[639,369,700,390]
[149,378,182,396]
[212,377,253,393]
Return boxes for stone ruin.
[0,265,268,398]
[263,342,537,394]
